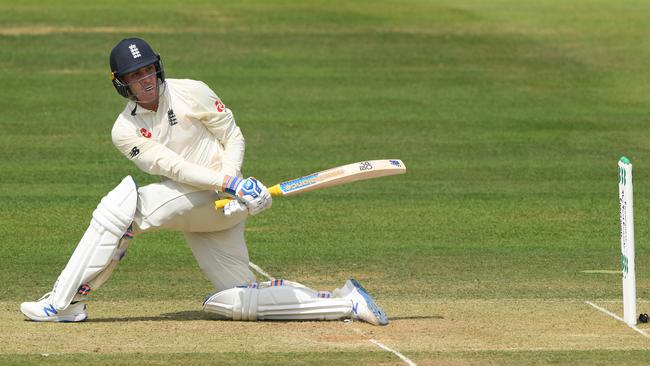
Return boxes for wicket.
[618,156,637,326]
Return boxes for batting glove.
[223,176,272,215]
[223,199,247,217]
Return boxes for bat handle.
[214,184,283,211]
[214,198,231,210]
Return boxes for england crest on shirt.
[168,109,178,126]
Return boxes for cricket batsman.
[20,38,388,325]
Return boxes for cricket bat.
[215,159,406,210]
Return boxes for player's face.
[123,64,158,103]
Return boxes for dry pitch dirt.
[2,298,649,364]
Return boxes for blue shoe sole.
[26,315,88,322]
[349,279,389,325]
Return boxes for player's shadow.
[89,310,222,322]
[389,315,444,320]
[89,312,444,323]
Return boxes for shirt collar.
[128,83,169,116]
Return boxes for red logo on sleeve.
[140,128,152,138]
[215,100,225,112]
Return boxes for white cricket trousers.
[131,179,255,291]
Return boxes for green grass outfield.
[2,0,650,364]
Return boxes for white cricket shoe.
[20,292,88,322]
[340,279,389,326]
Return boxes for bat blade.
[274,159,406,196]
[214,159,406,210]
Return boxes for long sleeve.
[112,118,227,191]
[184,81,246,178]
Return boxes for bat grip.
[214,184,282,210]
[214,199,231,209]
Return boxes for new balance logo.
[352,302,359,315]
[359,161,373,171]
[43,304,58,316]
[129,146,140,158]
[129,44,141,59]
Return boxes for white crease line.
[592,299,650,303]
[369,339,417,366]
[351,328,417,365]
[585,301,650,339]
[249,261,275,280]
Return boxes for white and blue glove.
[222,176,272,216]
[223,199,247,217]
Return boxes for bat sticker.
[280,173,319,192]
[359,161,373,171]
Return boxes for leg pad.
[203,285,352,321]
[50,176,137,310]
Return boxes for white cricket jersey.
[111,79,245,191]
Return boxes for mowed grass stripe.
[0,352,397,366]
[4,350,650,366]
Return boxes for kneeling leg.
[203,281,352,321]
